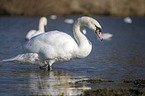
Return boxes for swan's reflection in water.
[29,70,91,95]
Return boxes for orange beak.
[96,29,103,41]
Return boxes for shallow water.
[0,16,145,95]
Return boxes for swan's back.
[22,30,78,60]
[25,30,44,40]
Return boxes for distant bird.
[64,19,74,24]
[124,17,132,24]
[49,15,57,20]
[3,16,103,70]
[101,33,113,40]
[25,17,47,40]
[83,29,113,40]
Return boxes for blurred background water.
[0,17,145,95]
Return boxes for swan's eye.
[95,25,101,33]
[98,28,102,33]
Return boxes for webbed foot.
[40,64,48,69]
[40,64,52,71]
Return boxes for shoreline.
[0,0,145,17]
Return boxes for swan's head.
[79,16,103,41]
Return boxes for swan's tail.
[2,53,46,67]
[2,58,15,62]
[2,55,23,62]
[2,53,39,63]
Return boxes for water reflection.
[28,70,91,95]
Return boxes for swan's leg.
[48,60,55,71]
[48,65,52,71]
[40,60,55,71]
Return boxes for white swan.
[124,17,132,24]
[25,17,47,40]
[49,15,57,20]
[101,33,113,40]
[64,19,74,24]
[3,16,103,70]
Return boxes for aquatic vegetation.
[75,77,114,84]
[124,79,145,88]
[75,78,104,84]
[81,88,145,96]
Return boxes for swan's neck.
[73,22,92,58]
[39,21,45,32]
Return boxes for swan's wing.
[25,30,37,40]
[21,30,78,59]
[25,30,45,40]
[30,31,44,38]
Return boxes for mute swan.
[124,17,132,24]
[64,19,74,24]
[25,17,47,40]
[3,16,103,70]
[49,15,57,20]
[101,33,113,40]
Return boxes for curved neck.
[73,21,92,58]
[39,21,45,32]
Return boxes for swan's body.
[124,17,132,24]
[3,16,103,70]
[25,17,47,40]
[49,15,57,20]
[64,19,74,24]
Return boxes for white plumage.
[64,19,74,24]
[25,17,47,40]
[3,16,103,70]
[124,17,132,24]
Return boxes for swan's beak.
[96,29,103,41]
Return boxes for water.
[0,16,145,95]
